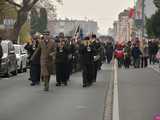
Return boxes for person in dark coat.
[30,35,41,86]
[65,39,75,82]
[24,41,35,81]
[0,37,3,70]
[152,40,159,64]
[79,36,95,87]
[148,40,153,64]
[55,38,69,86]
[105,41,114,64]
[91,34,101,82]
[132,43,142,68]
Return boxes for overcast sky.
[57,0,134,35]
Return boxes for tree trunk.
[13,10,28,43]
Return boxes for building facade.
[48,19,98,37]
[144,0,157,18]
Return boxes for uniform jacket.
[79,41,95,65]
[31,39,56,77]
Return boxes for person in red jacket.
[114,44,124,68]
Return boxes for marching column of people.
[26,32,104,91]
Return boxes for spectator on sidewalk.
[105,41,114,64]
[132,43,142,68]
[114,43,124,68]
[0,37,3,70]
[124,41,132,68]
[30,34,41,86]
[140,39,149,68]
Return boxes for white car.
[14,44,28,73]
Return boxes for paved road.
[0,64,113,120]
[118,67,160,120]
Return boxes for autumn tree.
[154,0,160,9]
[145,0,160,38]
[30,7,39,34]
[38,8,48,33]
[5,0,62,42]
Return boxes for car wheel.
[12,67,17,76]
[5,67,10,77]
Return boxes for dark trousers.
[93,61,99,82]
[66,61,72,81]
[56,63,67,84]
[133,58,140,68]
[117,58,123,68]
[82,63,94,86]
[149,54,156,64]
[106,54,113,64]
[30,64,40,84]
[124,57,131,68]
[141,57,148,68]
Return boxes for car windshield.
[14,46,20,54]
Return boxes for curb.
[112,59,120,120]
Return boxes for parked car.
[14,44,28,73]
[0,40,17,76]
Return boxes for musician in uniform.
[79,36,95,87]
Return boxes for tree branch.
[5,0,22,8]
[27,0,39,10]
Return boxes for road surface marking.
[103,64,114,120]
[112,59,120,120]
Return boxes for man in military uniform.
[55,33,69,86]
[91,34,101,82]
[79,36,95,87]
[31,31,56,91]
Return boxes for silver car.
[14,44,28,73]
[0,40,18,76]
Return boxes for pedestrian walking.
[124,41,132,68]
[91,34,101,82]
[114,44,124,68]
[0,37,3,70]
[65,38,75,81]
[105,41,114,64]
[24,41,35,81]
[55,33,69,86]
[132,43,142,68]
[30,34,41,86]
[140,40,148,68]
[79,36,95,87]
[31,31,56,91]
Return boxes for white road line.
[112,59,120,120]
[149,65,160,73]
[103,65,114,120]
